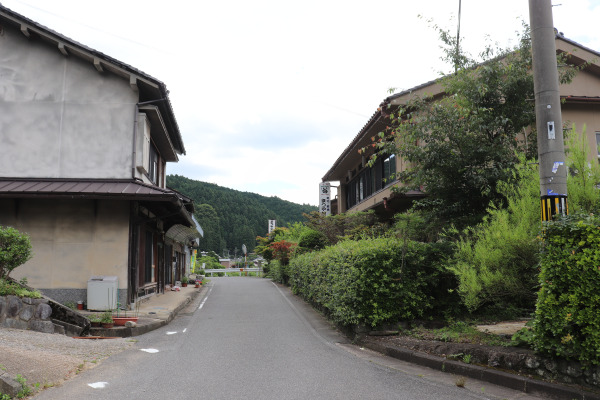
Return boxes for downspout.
[132,104,139,179]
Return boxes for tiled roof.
[0,178,181,201]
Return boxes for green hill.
[167,175,317,255]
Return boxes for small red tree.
[269,240,297,265]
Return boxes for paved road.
[33,278,542,399]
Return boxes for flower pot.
[182,283,188,287]
[102,322,114,329]
[112,317,139,326]
[77,301,84,310]
[90,321,102,328]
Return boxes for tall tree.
[371,25,577,229]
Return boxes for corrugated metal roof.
[0,178,197,228]
[0,179,182,201]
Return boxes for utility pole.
[529,0,568,221]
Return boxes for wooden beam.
[130,75,139,92]
[93,57,104,73]
[20,24,30,38]
[58,42,69,56]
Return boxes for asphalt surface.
[31,277,546,400]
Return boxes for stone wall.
[364,335,600,390]
[0,295,55,334]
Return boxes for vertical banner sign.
[191,249,197,273]
[268,219,276,233]
[319,182,331,216]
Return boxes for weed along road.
[33,278,544,400]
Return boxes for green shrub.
[0,278,41,298]
[289,237,458,328]
[449,161,541,315]
[267,260,289,284]
[303,211,384,245]
[298,229,327,250]
[532,214,600,365]
[0,225,32,280]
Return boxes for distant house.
[0,5,202,307]
[323,34,600,217]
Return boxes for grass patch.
[0,278,42,298]
[402,321,515,347]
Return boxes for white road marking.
[88,382,108,389]
[166,331,177,335]
[140,348,159,353]
[198,286,213,310]
[183,328,187,333]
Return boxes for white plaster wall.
[0,199,129,290]
[0,24,137,179]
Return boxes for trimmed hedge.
[533,214,600,365]
[288,237,457,328]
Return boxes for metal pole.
[529,0,568,221]
[456,0,462,73]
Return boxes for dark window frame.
[346,154,396,209]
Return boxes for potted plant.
[181,276,189,287]
[112,302,140,326]
[100,311,114,329]
[89,315,102,328]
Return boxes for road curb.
[360,339,600,400]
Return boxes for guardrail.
[203,268,261,277]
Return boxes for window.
[149,144,158,185]
[383,154,396,183]
[346,154,397,208]
[596,132,600,160]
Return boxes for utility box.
[87,276,118,311]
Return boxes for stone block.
[525,356,540,369]
[7,296,21,317]
[0,372,21,397]
[53,323,65,335]
[34,303,52,320]
[3,318,28,330]
[29,319,55,334]
[565,362,583,378]
[19,305,34,321]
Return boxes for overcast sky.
[3,0,600,205]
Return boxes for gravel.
[0,328,134,391]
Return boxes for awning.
[165,215,203,246]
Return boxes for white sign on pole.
[319,182,331,216]
[268,219,276,233]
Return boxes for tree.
[372,28,535,229]
[0,226,32,280]
[370,24,583,231]
[194,204,226,253]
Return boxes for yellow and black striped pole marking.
[540,195,568,222]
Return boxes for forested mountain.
[167,175,317,256]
